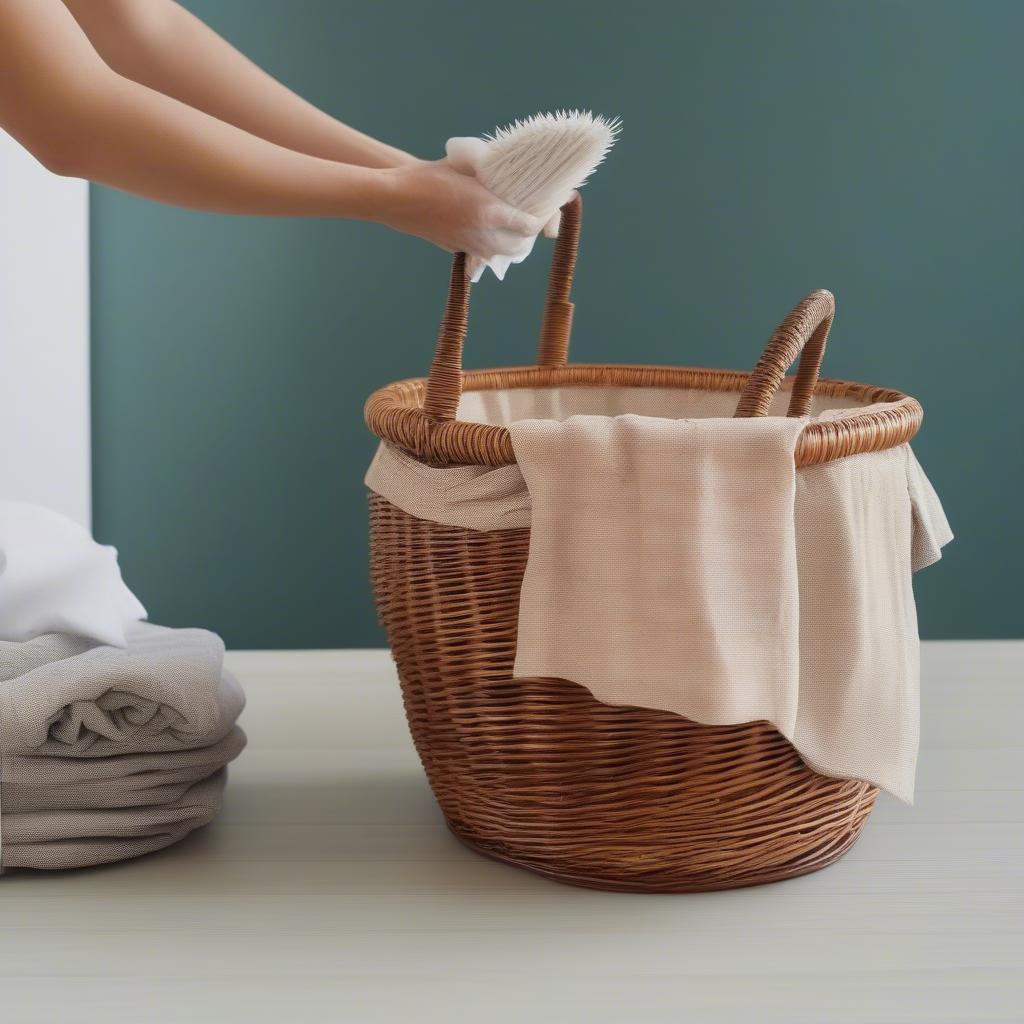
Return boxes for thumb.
[444,137,488,175]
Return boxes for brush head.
[475,110,621,218]
[444,110,620,281]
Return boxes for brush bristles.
[477,110,621,217]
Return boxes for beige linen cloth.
[509,413,807,739]
[0,623,246,870]
[366,397,951,803]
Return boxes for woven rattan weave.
[365,196,920,891]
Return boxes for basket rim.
[365,362,923,469]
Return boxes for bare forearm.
[0,0,392,218]
[67,72,392,218]
[0,0,542,261]
[63,0,417,168]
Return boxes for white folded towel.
[0,500,145,646]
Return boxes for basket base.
[444,806,874,894]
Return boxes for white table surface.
[1,642,1021,1023]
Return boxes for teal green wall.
[92,0,1024,647]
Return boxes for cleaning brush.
[446,109,621,281]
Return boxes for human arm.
[0,0,541,258]
[61,0,416,169]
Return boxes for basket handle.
[734,290,835,418]
[422,194,582,421]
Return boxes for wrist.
[382,146,421,168]
[359,164,410,226]
[333,164,400,223]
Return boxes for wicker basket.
[365,196,923,892]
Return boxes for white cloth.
[0,501,145,647]
[446,136,545,282]
[446,112,616,281]
[364,392,952,803]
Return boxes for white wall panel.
[0,130,90,526]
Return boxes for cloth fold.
[0,771,230,871]
[365,402,951,803]
[0,622,242,757]
[365,442,530,532]
[0,500,146,647]
[907,450,954,571]
[0,622,246,871]
[1,727,246,813]
[510,414,808,740]
[791,446,922,799]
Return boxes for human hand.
[445,137,566,280]
[376,159,544,280]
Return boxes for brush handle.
[422,195,582,422]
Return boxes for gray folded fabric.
[0,622,246,871]
[0,770,229,870]
[1,726,246,813]
[0,622,243,757]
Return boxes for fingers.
[441,147,580,278]
[461,208,538,281]
[499,206,545,238]
[444,137,488,175]
[455,177,549,281]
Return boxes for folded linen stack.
[0,622,245,871]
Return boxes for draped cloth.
[366,394,951,803]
